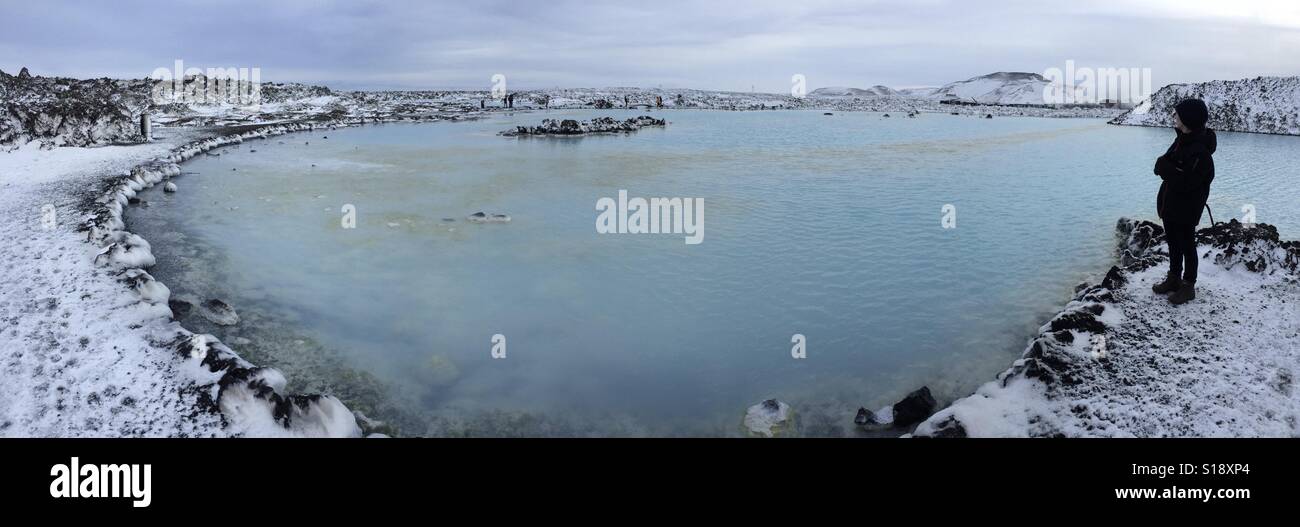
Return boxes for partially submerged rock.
[168,298,193,319]
[855,406,890,426]
[423,354,461,387]
[200,298,240,326]
[891,386,938,427]
[743,398,795,437]
[465,210,509,222]
[500,115,666,137]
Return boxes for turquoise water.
[130,110,1300,436]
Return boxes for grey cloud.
[1,0,1297,91]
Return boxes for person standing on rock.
[1151,98,1216,305]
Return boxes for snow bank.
[1111,76,1300,135]
[915,218,1300,437]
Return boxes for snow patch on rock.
[743,399,795,437]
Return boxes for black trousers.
[1163,220,1198,283]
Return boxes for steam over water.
[129,110,1300,436]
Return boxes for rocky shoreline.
[747,218,1300,438]
[82,122,366,436]
[913,218,1300,437]
[64,107,499,436]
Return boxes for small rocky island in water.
[500,115,666,136]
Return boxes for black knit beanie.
[1174,99,1209,131]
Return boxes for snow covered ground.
[0,125,367,437]
[915,219,1300,437]
[1111,76,1300,135]
[0,141,223,436]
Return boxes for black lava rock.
[892,386,938,427]
[854,407,877,426]
[168,298,193,319]
[1049,311,1106,334]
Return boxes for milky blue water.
[131,110,1300,436]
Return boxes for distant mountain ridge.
[809,85,900,97]
[812,72,1072,106]
[925,72,1059,105]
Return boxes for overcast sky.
[2,0,1298,92]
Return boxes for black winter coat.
[1154,128,1216,225]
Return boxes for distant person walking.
[1151,99,1216,304]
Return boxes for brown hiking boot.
[1152,273,1180,294]
[1169,281,1196,305]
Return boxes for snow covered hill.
[1110,76,1300,135]
[809,85,900,97]
[897,86,939,98]
[809,72,1084,107]
[925,72,1063,106]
